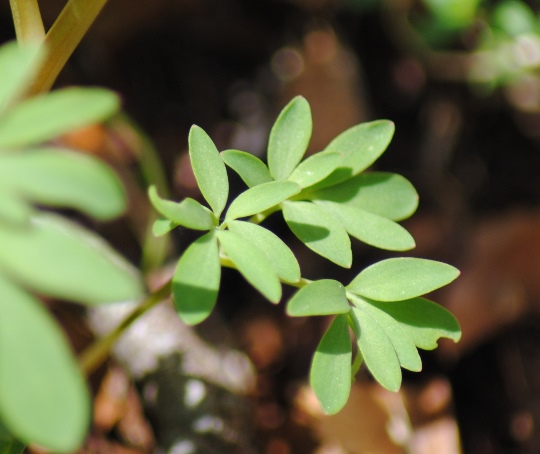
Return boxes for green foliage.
[149,95,462,415]
[0,41,143,451]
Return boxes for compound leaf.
[148,185,214,230]
[188,125,229,218]
[0,276,89,452]
[310,172,419,221]
[172,232,220,325]
[315,200,415,251]
[0,214,143,305]
[366,297,462,350]
[268,96,312,181]
[0,148,126,220]
[225,180,300,221]
[228,220,300,283]
[351,307,402,392]
[0,88,119,149]
[287,279,350,316]
[217,229,281,303]
[283,201,352,268]
[348,258,460,302]
[221,149,272,187]
[288,151,342,188]
[310,314,352,415]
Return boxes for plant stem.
[24,0,109,96]
[79,280,171,375]
[9,0,45,44]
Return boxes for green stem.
[9,0,45,44]
[24,0,109,96]
[79,280,171,375]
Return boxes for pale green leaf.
[288,151,341,188]
[347,258,460,302]
[0,148,126,220]
[152,218,177,236]
[0,42,42,114]
[148,185,214,230]
[315,200,415,251]
[268,96,312,181]
[188,125,229,218]
[283,201,352,268]
[351,307,402,392]
[216,229,281,303]
[221,149,272,187]
[172,232,220,325]
[225,180,300,221]
[351,295,421,372]
[0,88,119,149]
[310,172,419,221]
[310,314,352,415]
[366,297,462,350]
[0,214,144,304]
[0,276,89,452]
[228,220,300,283]
[0,187,31,225]
[287,280,350,316]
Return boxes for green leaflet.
[152,218,178,237]
[268,96,312,181]
[0,88,119,149]
[366,297,462,350]
[351,296,421,372]
[310,314,352,415]
[0,187,31,225]
[216,229,281,303]
[0,276,89,452]
[148,185,214,230]
[287,280,350,316]
[283,201,352,268]
[350,307,402,392]
[225,180,300,221]
[221,149,272,187]
[288,151,342,189]
[0,148,126,220]
[227,220,300,283]
[347,258,460,302]
[172,232,221,325]
[0,214,144,305]
[309,172,419,222]
[188,125,229,218]
[0,42,42,114]
[315,200,415,251]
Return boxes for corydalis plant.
[149,96,461,415]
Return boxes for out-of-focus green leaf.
[423,0,481,29]
[0,214,143,304]
[310,314,352,415]
[287,280,350,316]
[366,297,462,350]
[0,149,126,220]
[228,220,300,283]
[288,151,341,188]
[0,187,31,225]
[351,295,421,371]
[152,218,178,236]
[217,229,281,303]
[0,422,26,454]
[283,201,352,268]
[268,96,312,181]
[188,125,229,218]
[148,186,214,230]
[0,88,119,149]
[0,42,42,114]
[309,172,418,221]
[221,149,272,187]
[225,181,300,221]
[315,200,415,251]
[491,1,538,37]
[347,258,460,301]
[351,307,402,392]
[172,232,220,325]
[0,276,89,452]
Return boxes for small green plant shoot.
[149,96,462,415]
